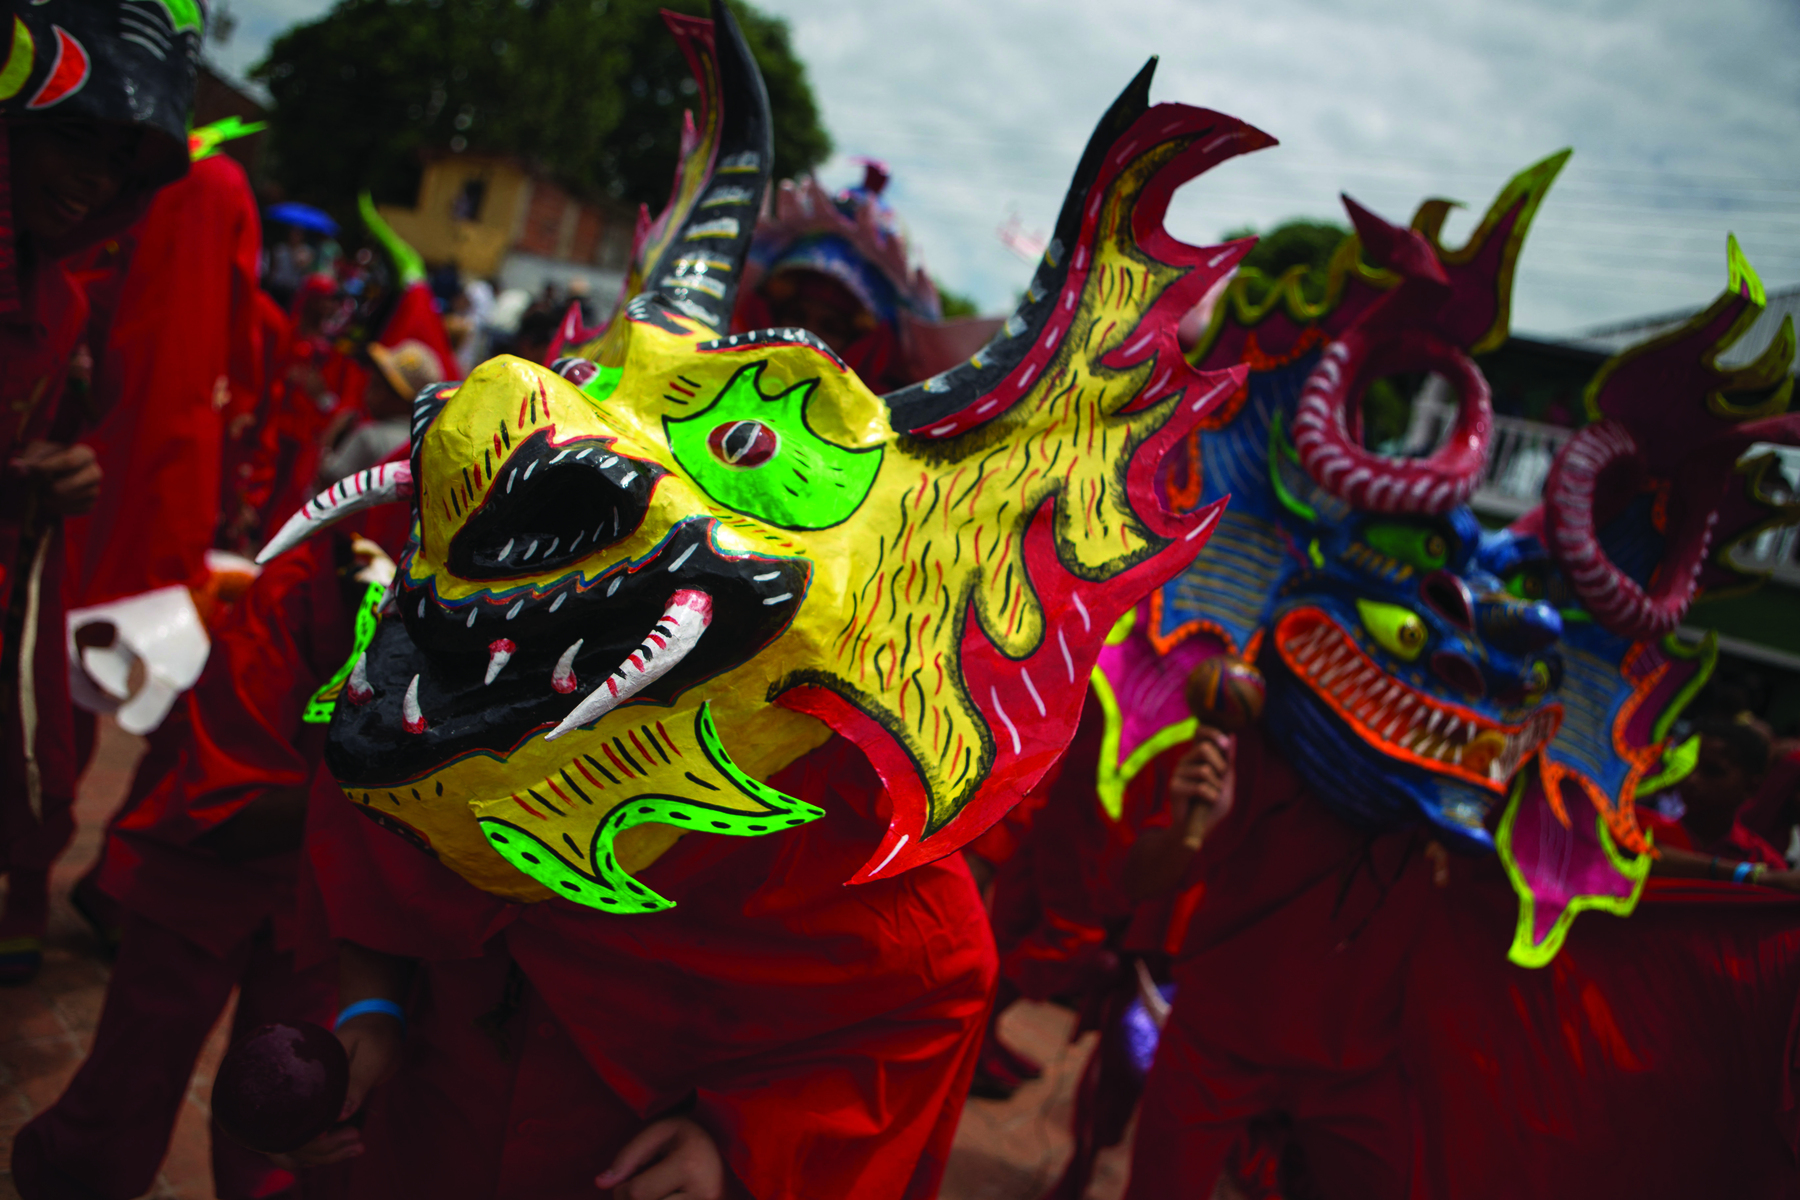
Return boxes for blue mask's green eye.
[1363,522,1449,571]
[1504,569,1547,602]
[1356,598,1428,662]
[1523,659,1551,704]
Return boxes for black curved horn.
[640,0,774,333]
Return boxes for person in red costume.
[255,276,368,538]
[219,288,298,556]
[10,518,403,1199]
[1640,718,1785,870]
[1125,721,1435,1200]
[969,704,1110,1095]
[0,0,203,983]
[274,733,995,1199]
[62,142,262,612]
[1131,724,1800,1200]
[1013,711,1234,1200]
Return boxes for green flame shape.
[476,701,825,912]
[303,582,384,725]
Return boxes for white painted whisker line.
[870,834,910,876]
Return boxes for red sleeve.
[111,538,351,847]
[223,162,264,424]
[98,538,365,951]
[1728,821,1789,870]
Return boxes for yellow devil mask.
[260,2,1263,908]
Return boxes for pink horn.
[1290,325,1492,516]
[1541,419,1717,640]
[256,462,415,565]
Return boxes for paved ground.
[0,719,1129,1199]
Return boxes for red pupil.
[708,420,778,467]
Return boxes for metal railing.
[1400,393,1800,584]
[1399,390,1573,520]
[1730,509,1800,586]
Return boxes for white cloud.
[221,0,1800,335]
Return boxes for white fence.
[1400,388,1800,584]
[1400,388,1573,520]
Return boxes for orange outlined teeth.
[1275,608,1560,793]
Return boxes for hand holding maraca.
[1171,654,1265,846]
[215,942,410,1169]
[1124,655,1264,901]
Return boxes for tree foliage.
[254,0,831,221]
[934,280,980,319]
[1222,219,1351,303]
[1225,218,1413,449]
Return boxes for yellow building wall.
[377,157,532,280]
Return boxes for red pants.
[12,911,336,1199]
[347,946,749,1200]
[1127,1011,1419,1200]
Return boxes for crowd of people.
[6,3,1800,1200]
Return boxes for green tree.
[1222,219,1350,304]
[934,280,980,318]
[253,0,831,222]
[1226,217,1412,449]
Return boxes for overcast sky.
[215,0,1798,338]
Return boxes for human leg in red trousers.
[12,912,334,1200]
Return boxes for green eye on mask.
[1504,569,1548,602]
[1357,598,1428,662]
[1363,522,1449,572]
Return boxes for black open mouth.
[445,428,659,580]
[327,488,807,787]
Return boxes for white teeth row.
[483,513,625,573]
[372,594,712,739]
[1288,623,1554,784]
[544,589,714,741]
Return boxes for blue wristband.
[334,998,406,1033]
[1733,860,1754,884]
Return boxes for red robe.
[1129,725,1800,1200]
[62,153,263,608]
[301,734,998,1199]
[1405,867,1800,1199]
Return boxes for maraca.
[1184,654,1265,732]
[213,1021,350,1154]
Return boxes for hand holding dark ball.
[213,1021,350,1155]
[1185,655,1265,732]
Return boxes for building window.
[452,179,486,222]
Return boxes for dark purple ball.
[212,1021,349,1154]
